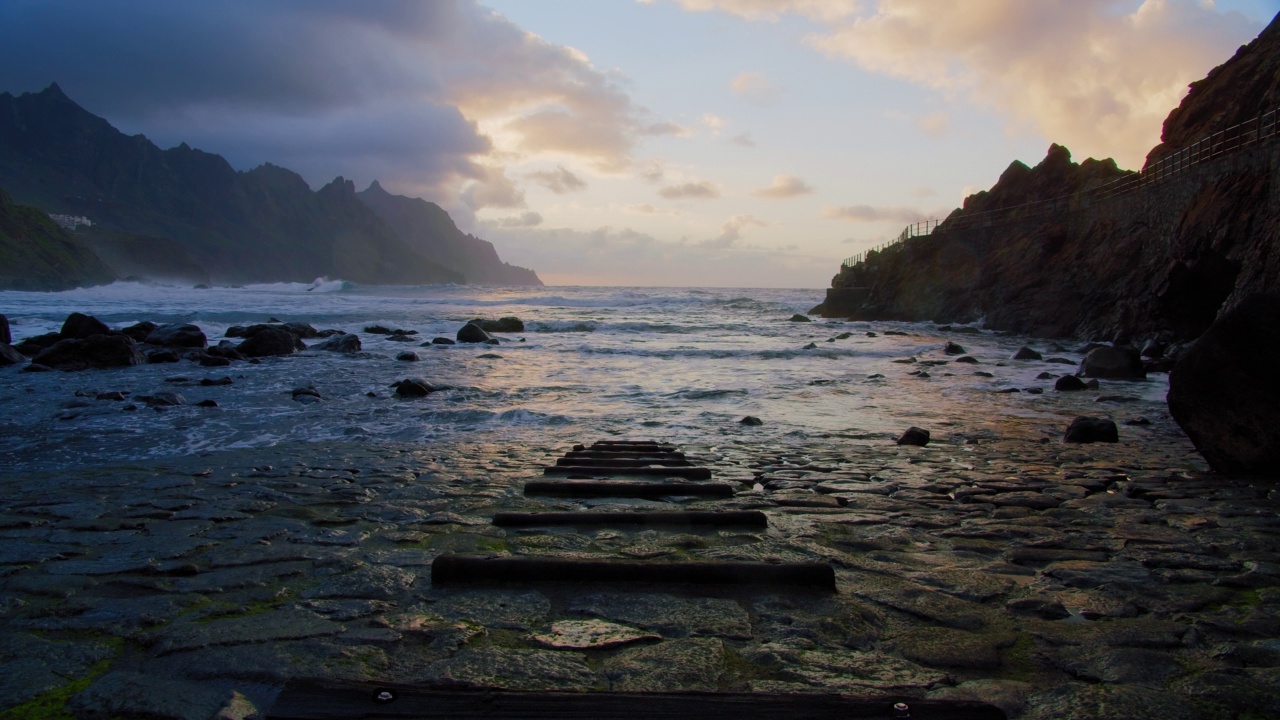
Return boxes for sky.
[0,1,1276,287]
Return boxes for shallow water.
[0,281,1182,474]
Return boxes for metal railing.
[841,106,1280,270]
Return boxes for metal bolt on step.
[373,689,397,703]
[893,702,911,718]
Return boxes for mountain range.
[0,84,541,289]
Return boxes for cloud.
[498,211,544,227]
[731,131,757,147]
[917,111,949,137]
[527,166,587,193]
[702,214,768,248]
[658,180,721,199]
[752,174,814,198]
[803,0,1262,168]
[0,0,672,213]
[730,72,783,105]
[654,0,861,23]
[823,204,930,223]
[701,113,728,135]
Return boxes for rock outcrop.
[813,14,1280,344]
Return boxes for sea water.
[0,281,1176,473]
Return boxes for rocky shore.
[1,390,1278,718]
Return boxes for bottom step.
[493,510,767,528]
[268,679,1008,719]
[431,554,836,590]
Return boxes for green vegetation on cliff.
[0,187,114,291]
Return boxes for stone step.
[543,465,712,480]
[586,441,677,452]
[270,678,1009,719]
[564,450,688,460]
[492,510,768,528]
[431,554,837,590]
[555,457,694,468]
[523,480,734,499]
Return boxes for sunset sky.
[1,0,1276,287]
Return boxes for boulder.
[1012,346,1042,360]
[457,322,493,344]
[60,312,111,340]
[474,317,525,332]
[364,325,392,334]
[146,349,181,363]
[430,337,456,346]
[788,314,812,323]
[32,335,145,370]
[0,313,10,344]
[1054,375,1088,391]
[13,332,62,357]
[206,342,247,361]
[120,321,157,342]
[1079,346,1145,379]
[740,416,763,426]
[237,328,303,357]
[199,355,230,367]
[1063,416,1118,444]
[280,322,319,339]
[1140,338,1164,358]
[1167,293,1280,474]
[0,342,25,366]
[314,333,362,353]
[393,379,435,397]
[897,427,930,446]
[146,392,186,407]
[944,342,966,355]
[396,351,420,362]
[145,323,207,348]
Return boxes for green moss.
[719,647,788,689]
[0,653,116,720]
[994,634,1037,682]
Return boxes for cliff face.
[0,84,534,287]
[819,13,1280,342]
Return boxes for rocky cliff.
[0,84,538,288]
[816,13,1280,343]
[0,188,114,290]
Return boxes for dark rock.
[200,377,233,387]
[313,333,362,353]
[292,387,322,402]
[1140,338,1164,358]
[897,427,930,446]
[740,416,763,426]
[944,341,965,355]
[393,379,435,397]
[387,333,415,342]
[430,337,456,346]
[1036,372,1056,380]
[315,328,344,338]
[1064,416,1118,444]
[237,328,303,357]
[973,371,994,377]
[0,343,25,366]
[788,314,812,322]
[1012,346,1042,360]
[802,342,818,350]
[13,332,62,357]
[1125,416,1151,426]
[22,362,52,372]
[205,342,247,361]
[1055,375,1088,391]
[32,335,145,370]
[280,322,319,339]
[866,331,877,337]
[364,325,392,334]
[0,313,8,344]
[60,312,110,340]
[145,323,207,348]
[1168,293,1280,474]
[474,317,525,332]
[96,391,127,401]
[457,322,493,344]
[198,355,231,367]
[146,349,180,363]
[119,321,157,342]
[196,399,218,408]
[396,351,420,362]
[1079,346,1145,379]
[954,355,979,364]
[146,392,186,407]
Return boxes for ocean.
[0,281,1181,475]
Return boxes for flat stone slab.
[147,608,346,656]
[431,554,836,590]
[543,466,714,480]
[569,592,752,639]
[524,481,734,499]
[493,510,767,528]
[531,619,661,650]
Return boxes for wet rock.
[427,647,596,691]
[1012,346,1042,360]
[954,355,979,364]
[304,565,416,600]
[60,311,111,339]
[1079,345,1145,379]
[145,323,208,348]
[427,590,551,631]
[784,648,948,691]
[1055,375,1088,391]
[893,626,1017,669]
[457,322,492,343]
[1024,682,1202,720]
[474,317,525,332]
[291,387,322,403]
[364,325,391,334]
[944,341,965,355]
[237,328,303,357]
[1049,646,1184,685]
[13,331,62,356]
[313,333,361,353]
[569,593,752,639]
[147,348,180,363]
[1005,598,1071,620]
[196,399,218,408]
[1064,416,1118,443]
[532,619,660,650]
[1167,292,1280,475]
[120,321,157,342]
[396,351,420,362]
[200,376,233,387]
[0,634,118,709]
[33,335,145,370]
[146,391,187,407]
[148,608,345,656]
[789,314,812,322]
[430,337,456,345]
[928,679,1035,719]
[0,342,24,365]
[0,313,8,344]
[897,427,930,446]
[604,637,724,691]
[740,415,763,426]
[393,378,435,397]
[68,670,246,720]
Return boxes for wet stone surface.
[0,427,1277,719]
